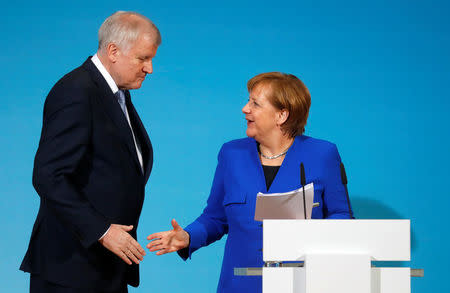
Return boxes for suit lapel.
[82,58,143,175]
[125,90,153,182]
[248,139,268,192]
[267,136,304,193]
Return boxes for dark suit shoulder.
[58,65,93,88]
[43,65,94,118]
[50,64,94,98]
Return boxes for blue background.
[1,0,449,292]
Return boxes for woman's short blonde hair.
[247,72,311,138]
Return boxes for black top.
[262,165,281,191]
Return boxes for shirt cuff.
[99,226,111,241]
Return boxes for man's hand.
[99,224,146,265]
[147,219,190,255]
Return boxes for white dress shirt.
[91,54,144,240]
[91,54,143,170]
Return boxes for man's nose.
[143,60,153,74]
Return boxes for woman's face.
[242,85,283,141]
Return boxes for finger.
[118,250,132,265]
[146,238,162,248]
[129,245,144,261]
[129,238,146,256]
[147,233,163,241]
[147,239,163,249]
[119,225,133,231]
[171,219,182,231]
[148,241,164,249]
[156,248,173,256]
[125,248,140,264]
[149,242,165,252]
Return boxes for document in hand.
[254,183,315,221]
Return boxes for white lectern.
[262,220,411,293]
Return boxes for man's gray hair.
[98,11,161,52]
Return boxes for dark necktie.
[114,89,144,173]
[115,90,127,115]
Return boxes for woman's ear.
[277,109,289,126]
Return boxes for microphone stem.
[344,184,354,219]
[302,187,307,219]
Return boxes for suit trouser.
[30,274,128,293]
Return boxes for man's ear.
[277,109,289,126]
[106,43,120,63]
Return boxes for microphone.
[300,163,307,219]
[340,162,354,219]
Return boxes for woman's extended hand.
[146,219,190,255]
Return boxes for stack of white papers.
[254,183,316,221]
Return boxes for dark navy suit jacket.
[20,58,153,291]
[181,136,350,292]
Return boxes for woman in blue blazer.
[147,72,352,292]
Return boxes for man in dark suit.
[20,11,161,293]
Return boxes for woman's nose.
[242,102,250,114]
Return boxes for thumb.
[171,219,182,231]
[120,225,133,231]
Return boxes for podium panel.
[371,268,411,293]
[263,220,410,262]
[261,220,412,293]
[305,253,370,293]
[263,268,304,293]
[262,267,412,293]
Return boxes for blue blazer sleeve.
[321,144,351,219]
[179,146,229,260]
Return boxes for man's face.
[112,34,158,90]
